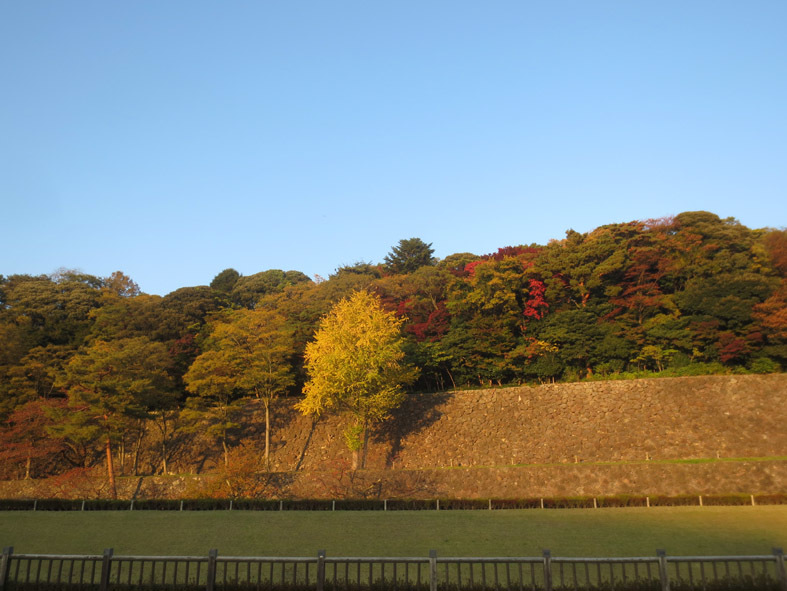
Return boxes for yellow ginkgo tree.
[296,290,417,470]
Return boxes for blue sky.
[2,1,785,296]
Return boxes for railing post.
[542,550,552,591]
[206,549,218,591]
[657,549,670,591]
[429,550,437,591]
[99,548,114,591]
[773,547,787,591]
[317,550,326,591]
[0,546,13,591]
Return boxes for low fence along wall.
[2,547,786,591]
[2,492,786,512]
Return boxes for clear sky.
[2,1,785,296]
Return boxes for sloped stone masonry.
[1,374,784,499]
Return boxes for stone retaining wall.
[268,374,786,472]
[1,374,785,499]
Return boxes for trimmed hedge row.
[0,493,785,511]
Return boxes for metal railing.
[1,547,785,591]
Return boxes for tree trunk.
[118,435,126,476]
[132,427,145,476]
[222,435,229,467]
[161,446,168,475]
[445,368,457,389]
[351,448,359,471]
[264,400,271,470]
[105,434,117,499]
[24,454,31,480]
[161,422,169,475]
[360,422,370,470]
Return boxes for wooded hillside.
[1,211,785,488]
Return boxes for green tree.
[6,345,71,406]
[384,238,436,274]
[183,309,296,468]
[258,267,380,384]
[230,269,311,309]
[56,337,175,498]
[210,268,241,293]
[296,291,416,469]
[103,271,140,297]
[161,286,229,325]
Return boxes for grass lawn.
[1,506,785,558]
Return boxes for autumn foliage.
[0,212,785,491]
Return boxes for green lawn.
[2,506,785,558]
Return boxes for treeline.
[1,211,785,483]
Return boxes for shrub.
[385,499,434,511]
[597,495,648,508]
[132,499,182,510]
[491,498,542,509]
[40,467,109,500]
[181,498,231,511]
[333,499,385,511]
[438,499,489,510]
[648,494,700,507]
[754,493,787,505]
[231,499,281,511]
[702,494,750,506]
[83,499,133,511]
[4,492,785,511]
[0,499,35,510]
[35,498,83,511]
[749,357,781,374]
[282,499,333,511]
[542,496,595,509]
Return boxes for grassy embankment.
[1,506,785,558]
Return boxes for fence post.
[0,546,13,591]
[773,548,787,591]
[657,549,670,591]
[542,550,552,591]
[429,550,437,591]
[206,549,218,591]
[99,548,114,591]
[317,550,326,591]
